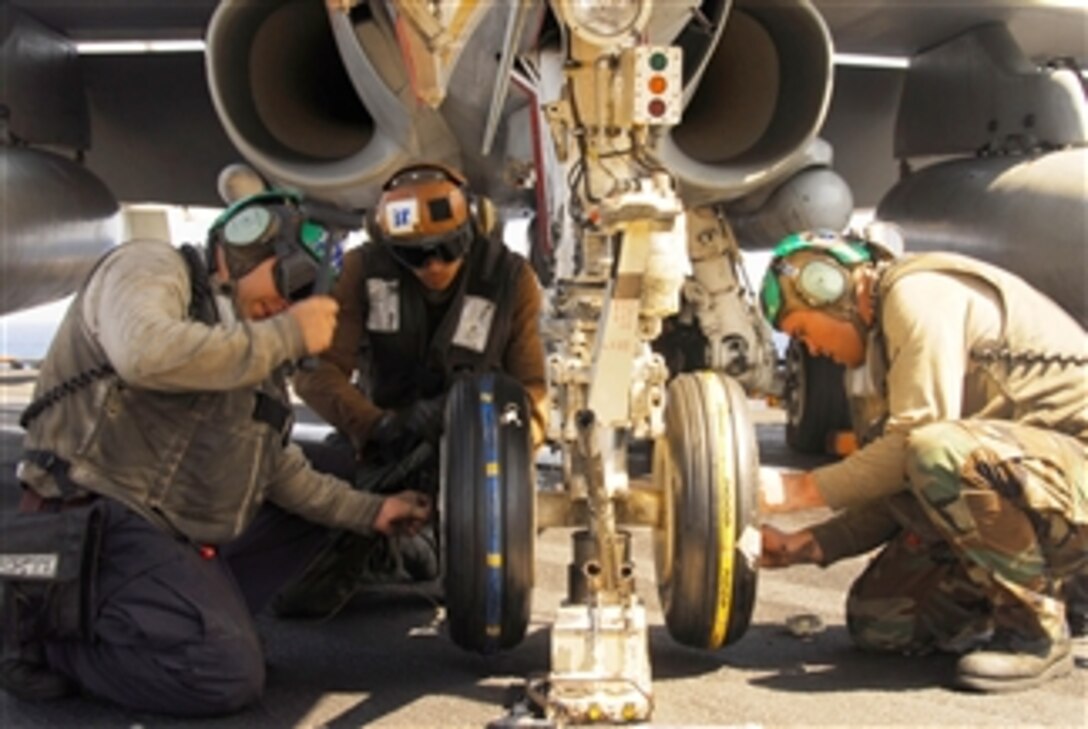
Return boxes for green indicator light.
[649,51,668,71]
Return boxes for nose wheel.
[653,372,759,649]
[442,373,535,654]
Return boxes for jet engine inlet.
[206,0,372,164]
[659,0,833,205]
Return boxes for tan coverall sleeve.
[265,441,384,533]
[292,248,385,448]
[812,273,978,510]
[86,241,307,392]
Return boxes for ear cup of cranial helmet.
[797,258,849,306]
[470,195,497,238]
[364,207,382,243]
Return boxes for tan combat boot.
[955,629,1073,693]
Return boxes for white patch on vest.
[0,553,59,579]
[452,296,495,353]
[384,199,419,236]
[367,279,400,332]
[846,331,882,398]
[844,365,876,398]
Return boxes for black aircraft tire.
[653,372,759,649]
[442,373,534,654]
[784,339,850,454]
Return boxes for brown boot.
[955,630,1073,693]
[1063,573,1087,639]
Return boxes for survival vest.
[358,234,524,409]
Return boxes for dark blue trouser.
[42,498,328,717]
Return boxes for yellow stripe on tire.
[700,373,735,648]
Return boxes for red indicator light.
[648,99,667,117]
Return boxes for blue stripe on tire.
[480,374,502,652]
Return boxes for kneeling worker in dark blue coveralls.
[0,191,431,716]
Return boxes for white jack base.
[543,599,654,724]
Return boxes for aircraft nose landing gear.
[449,369,760,725]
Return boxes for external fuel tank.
[0,146,120,315]
[877,148,1087,325]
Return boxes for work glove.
[398,395,445,445]
[368,410,414,460]
[369,396,445,453]
[355,438,437,495]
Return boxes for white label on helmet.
[366,279,400,332]
[452,296,495,353]
[384,199,419,236]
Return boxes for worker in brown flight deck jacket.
[276,162,548,619]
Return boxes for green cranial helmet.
[207,189,343,301]
[759,229,873,329]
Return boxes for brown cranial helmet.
[371,163,476,268]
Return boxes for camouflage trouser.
[847,420,1087,654]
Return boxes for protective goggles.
[219,199,343,301]
[761,257,851,328]
[760,231,873,328]
[387,231,470,269]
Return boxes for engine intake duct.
[207,0,371,164]
[207,0,455,206]
[205,0,372,165]
[657,0,833,205]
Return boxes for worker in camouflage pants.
[755,230,1086,693]
[847,421,1085,656]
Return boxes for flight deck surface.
[1,366,1084,728]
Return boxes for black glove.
[369,410,413,455]
[399,395,445,444]
[368,396,445,456]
